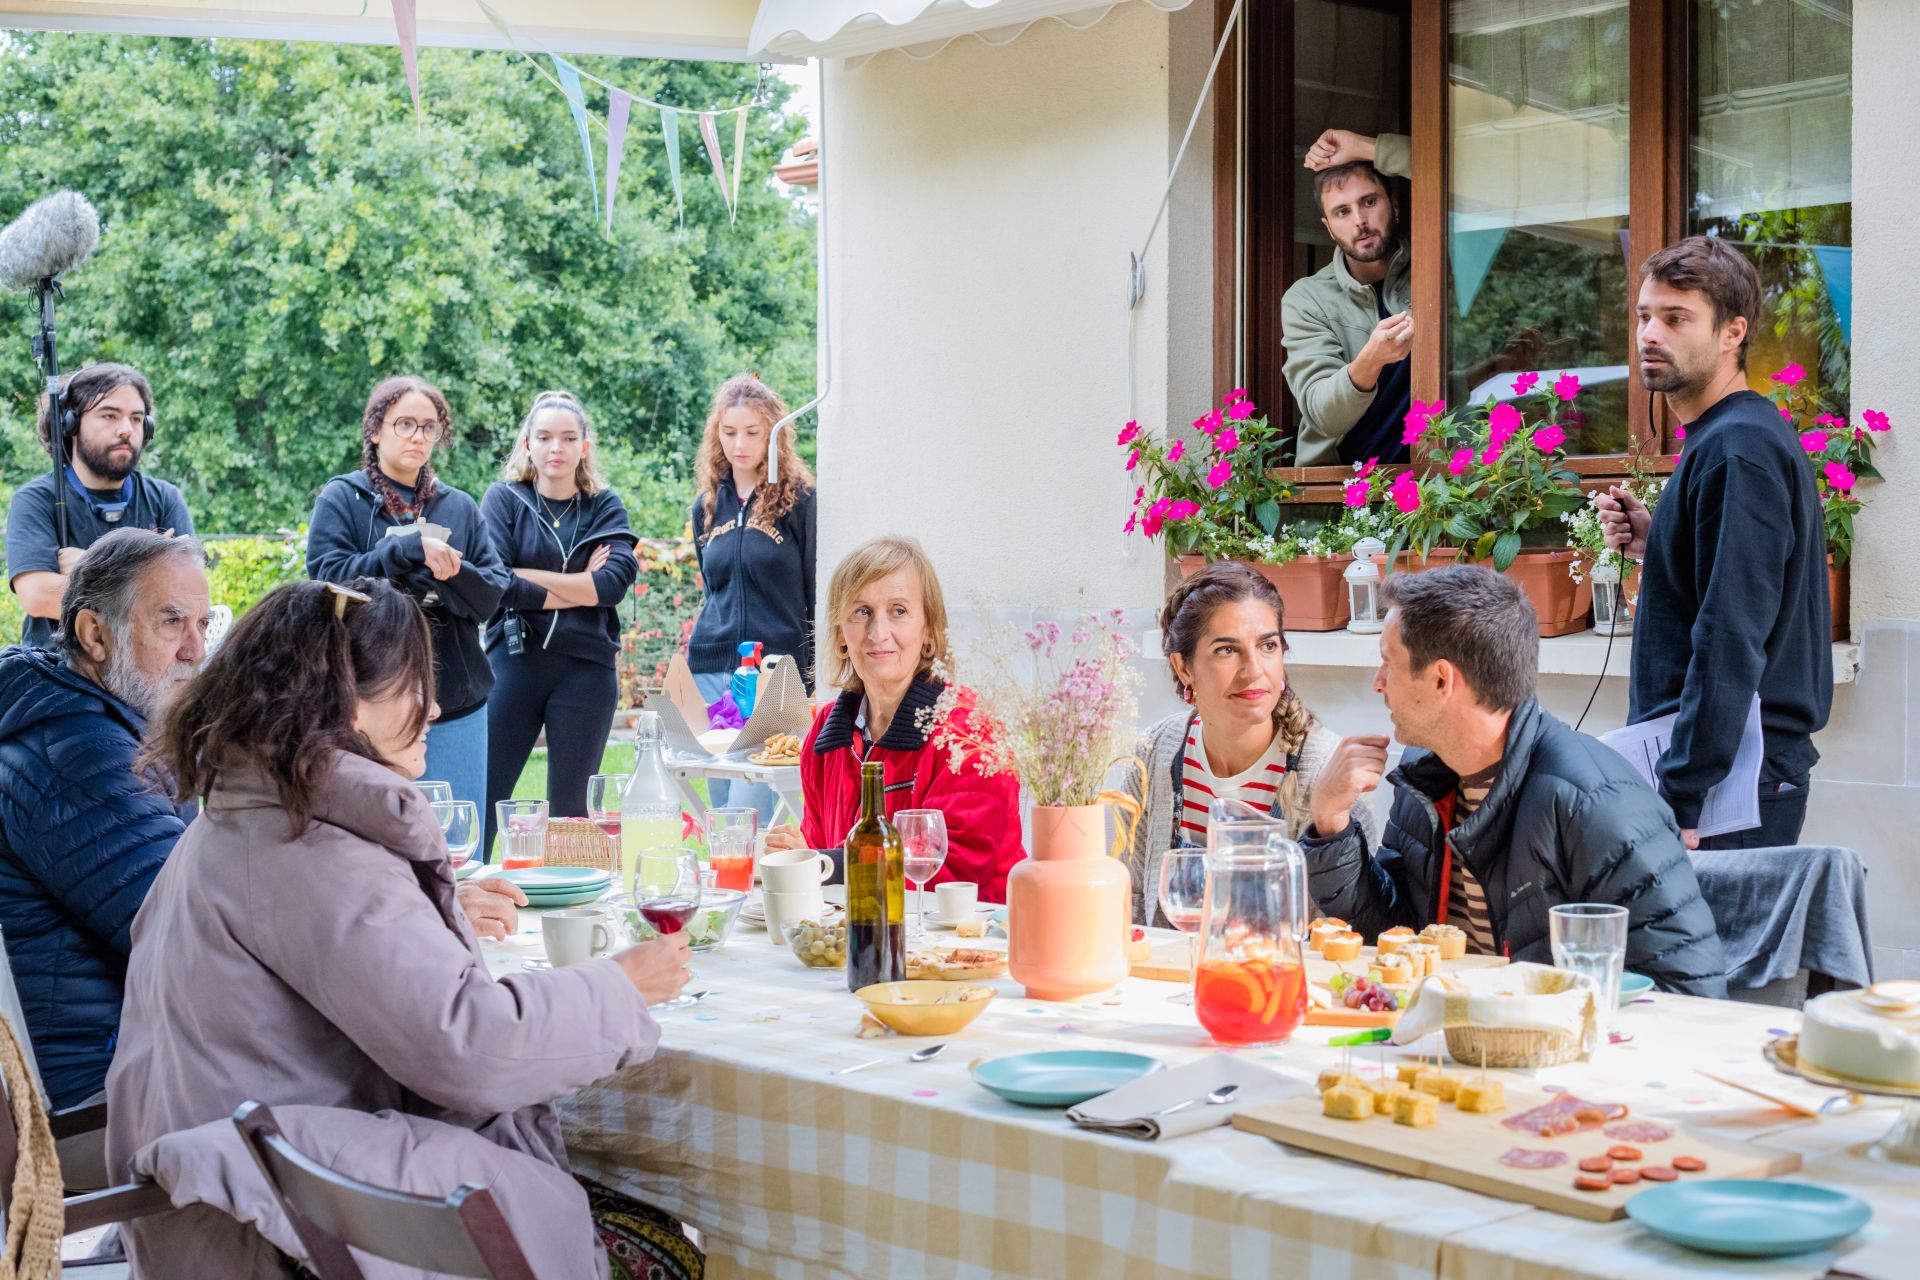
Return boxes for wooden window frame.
[1217,0,1690,498]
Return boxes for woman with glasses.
[307,376,508,827]
[479,390,638,854]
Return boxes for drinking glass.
[895,809,948,941]
[416,780,453,805]
[432,800,479,871]
[704,807,758,893]
[1156,847,1208,1004]
[1549,903,1628,1043]
[587,773,626,860]
[495,799,548,870]
[633,846,704,1011]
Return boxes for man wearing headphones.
[6,363,194,647]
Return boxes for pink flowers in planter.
[1343,480,1369,507]
[1512,371,1539,396]
[1194,408,1223,435]
[1448,448,1473,477]
[1800,431,1828,454]
[1552,372,1581,402]
[1773,363,1806,387]
[1824,461,1857,493]
[1864,410,1892,433]
[1488,402,1522,449]
[1226,397,1256,421]
[1167,439,1186,463]
[1532,424,1566,453]
[1390,472,1421,514]
[1206,459,1233,489]
[1117,421,1140,446]
[1125,449,1140,471]
[1402,398,1446,445]
[1215,426,1240,453]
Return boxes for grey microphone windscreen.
[0,191,101,292]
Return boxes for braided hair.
[360,376,452,520]
[1160,562,1319,761]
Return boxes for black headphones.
[57,375,156,446]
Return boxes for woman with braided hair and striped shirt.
[1122,561,1380,927]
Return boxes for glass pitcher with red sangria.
[1193,801,1309,1046]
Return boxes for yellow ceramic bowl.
[854,981,996,1037]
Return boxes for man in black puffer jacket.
[0,530,209,1106]
[1306,566,1726,997]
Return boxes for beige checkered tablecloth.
[484,915,1920,1280]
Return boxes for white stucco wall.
[816,3,1187,628]
[1849,0,1920,624]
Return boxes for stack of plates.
[493,866,612,909]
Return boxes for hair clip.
[323,582,372,618]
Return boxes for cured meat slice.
[1573,1174,1613,1192]
[1502,1095,1629,1138]
[1671,1155,1708,1172]
[1640,1166,1678,1182]
[1606,1145,1643,1162]
[1603,1121,1671,1143]
[1498,1148,1570,1170]
[1610,1167,1641,1185]
[1577,1156,1614,1174]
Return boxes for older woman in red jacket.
[765,536,1024,903]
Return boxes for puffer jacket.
[1301,699,1728,997]
[0,646,190,1107]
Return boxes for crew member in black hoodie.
[306,377,509,827]
[1599,238,1831,850]
[479,391,639,853]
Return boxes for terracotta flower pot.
[1389,547,1590,638]
[1830,555,1849,643]
[1177,554,1353,631]
[1387,546,1462,575]
[1008,805,1131,1001]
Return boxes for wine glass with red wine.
[633,846,703,1010]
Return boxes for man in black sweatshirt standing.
[1598,237,1831,850]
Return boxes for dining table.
[480,896,1919,1280]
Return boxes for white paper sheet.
[1598,695,1763,838]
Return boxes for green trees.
[0,32,816,536]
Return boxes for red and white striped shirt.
[1178,718,1290,841]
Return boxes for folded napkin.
[1390,961,1598,1049]
[1066,1054,1304,1141]
[1828,1225,1920,1280]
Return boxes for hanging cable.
[768,59,831,484]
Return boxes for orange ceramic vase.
[1007,805,1132,1001]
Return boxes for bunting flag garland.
[605,89,633,234]
[731,110,747,227]
[392,0,421,118]
[660,106,686,227]
[551,56,599,219]
[697,112,732,223]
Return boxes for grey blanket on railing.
[1690,845,1873,990]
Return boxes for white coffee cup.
[542,909,613,967]
[759,848,835,895]
[763,888,827,943]
[934,881,979,921]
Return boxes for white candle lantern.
[1591,559,1631,636]
[1346,538,1387,634]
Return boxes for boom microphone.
[0,191,101,292]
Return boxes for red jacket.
[798,679,1026,905]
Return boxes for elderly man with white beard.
[0,529,529,1109]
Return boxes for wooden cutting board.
[1132,944,1510,986]
[1231,1084,1800,1222]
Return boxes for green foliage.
[203,530,307,614]
[0,33,816,534]
[1123,393,1294,559]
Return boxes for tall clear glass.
[631,846,704,1011]
[1157,848,1208,1006]
[1193,804,1309,1046]
[621,710,682,897]
[432,800,479,870]
[494,800,547,870]
[1549,903,1628,1040]
[705,806,758,893]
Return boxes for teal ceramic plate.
[1619,971,1655,1004]
[454,860,482,881]
[495,867,612,892]
[519,888,611,909]
[1625,1181,1870,1257]
[971,1050,1163,1108]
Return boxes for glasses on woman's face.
[386,417,439,441]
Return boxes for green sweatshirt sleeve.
[1374,132,1411,179]
[1281,282,1377,465]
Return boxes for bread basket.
[1390,962,1599,1067]
[543,817,616,871]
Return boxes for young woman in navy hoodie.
[479,391,639,853]
[306,376,509,826]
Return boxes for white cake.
[1798,982,1920,1089]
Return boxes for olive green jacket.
[1281,132,1413,466]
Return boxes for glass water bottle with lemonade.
[621,711,683,895]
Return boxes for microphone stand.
[29,276,69,549]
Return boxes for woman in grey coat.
[106,579,701,1279]
[1123,562,1380,926]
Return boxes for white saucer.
[922,906,995,929]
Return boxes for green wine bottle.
[845,760,906,991]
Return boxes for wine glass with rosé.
[632,846,703,1010]
[1157,848,1208,1004]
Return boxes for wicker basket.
[544,817,615,871]
[1444,1023,1585,1069]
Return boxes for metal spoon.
[835,1042,949,1076]
[1152,1082,1240,1118]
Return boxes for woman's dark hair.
[1160,562,1317,757]
[361,375,452,519]
[146,578,436,835]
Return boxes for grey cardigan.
[1122,711,1382,926]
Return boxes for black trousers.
[483,646,619,857]
[1696,771,1812,852]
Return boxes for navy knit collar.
[812,676,946,754]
